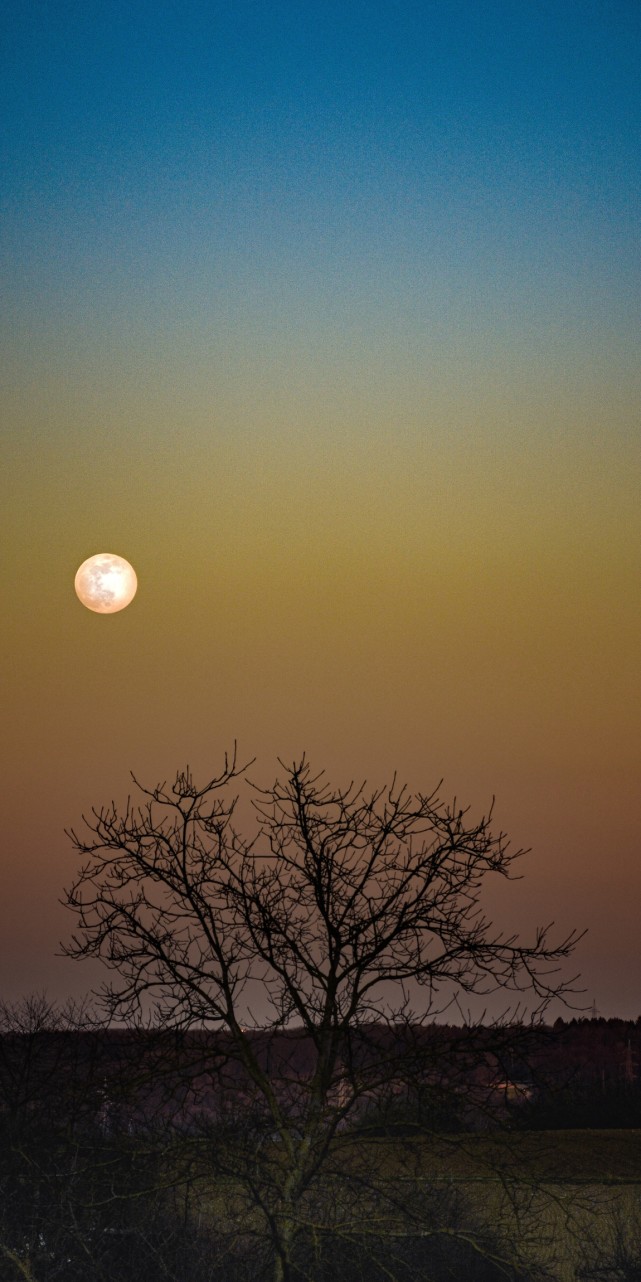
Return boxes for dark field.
[191,1131,641,1282]
[350,1128,641,1182]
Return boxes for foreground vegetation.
[2,1115,641,1282]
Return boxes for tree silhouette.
[63,748,581,1282]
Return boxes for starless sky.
[1,1,639,1018]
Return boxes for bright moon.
[74,553,138,614]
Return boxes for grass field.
[194,1130,641,1280]
[339,1128,641,1181]
[335,1130,641,1280]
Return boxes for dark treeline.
[516,1015,641,1130]
[2,1000,641,1281]
[2,1010,641,1138]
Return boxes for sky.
[1,0,640,1020]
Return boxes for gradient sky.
[1,0,640,1019]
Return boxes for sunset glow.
[1,1,639,1018]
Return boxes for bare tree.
[63,749,582,1282]
[578,1196,641,1282]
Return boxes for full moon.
[74,553,138,614]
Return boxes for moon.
[74,553,138,614]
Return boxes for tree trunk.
[272,1206,297,1282]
